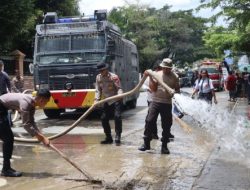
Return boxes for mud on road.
[0,103,216,190]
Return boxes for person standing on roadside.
[0,89,51,177]
[242,67,249,98]
[11,69,24,93]
[191,69,217,104]
[138,58,180,154]
[225,71,237,102]
[0,60,12,126]
[0,60,11,95]
[95,62,123,145]
[235,72,243,98]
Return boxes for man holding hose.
[95,62,123,145]
[0,89,51,177]
[139,58,180,154]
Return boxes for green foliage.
[34,0,80,16]
[109,4,210,71]
[0,0,34,53]
[199,0,250,54]
[203,27,239,56]
[0,0,79,56]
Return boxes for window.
[72,33,105,50]
[38,36,70,52]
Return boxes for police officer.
[0,89,51,177]
[95,62,123,145]
[0,60,11,95]
[139,58,180,154]
[11,69,24,93]
[0,60,12,126]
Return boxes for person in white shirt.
[191,69,217,104]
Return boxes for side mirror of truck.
[29,63,34,74]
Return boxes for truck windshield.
[36,52,105,65]
[37,33,105,52]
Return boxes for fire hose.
[14,69,190,143]
[11,70,192,183]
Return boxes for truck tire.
[43,109,63,118]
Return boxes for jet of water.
[174,94,248,155]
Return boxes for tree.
[0,0,80,56]
[35,0,80,17]
[203,27,239,56]
[109,4,211,70]
[199,0,250,54]
[0,0,34,53]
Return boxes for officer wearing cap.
[95,62,123,145]
[139,58,180,154]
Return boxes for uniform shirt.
[0,71,11,95]
[0,93,39,136]
[151,70,179,104]
[95,72,123,101]
[195,78,214,93]
[12,76,24,93]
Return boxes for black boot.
[115,133,121,145]
[100,134,113,144]
[169,133,175,139]
[1,160,22,177]
[138,139,150,151]
[161,143,170,154]
[1,168,22,177]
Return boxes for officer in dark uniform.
[95,62,123,145]
[0,60,11,95]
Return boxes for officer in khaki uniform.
[139,58,180,154]
[95,62,123,145]
[0,89,51,177]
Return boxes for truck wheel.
[43,109,63,118]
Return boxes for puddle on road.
[1,127,214,190]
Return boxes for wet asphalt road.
[0,89,250,189]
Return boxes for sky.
[79,0,201,16]
[79,0,224,25]
[79,0,225,26]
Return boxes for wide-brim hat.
[97,62,109,71]
[160,58,173,68]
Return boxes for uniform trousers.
[101,101,122,135]
[0,103,13,170]
[144,101,172,143]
